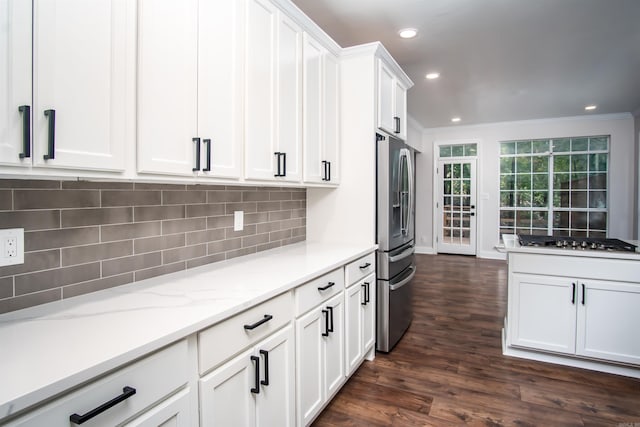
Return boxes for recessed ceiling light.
[425,72,440,80]
[585,105,597,111]
[451,117,461,123]
[398,28,418,39]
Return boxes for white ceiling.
[290,0,640,129]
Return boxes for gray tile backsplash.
[0,179,306,314]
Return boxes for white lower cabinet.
[199,325,295,427]
[295,292,345,426]
[509,272,640,365]
[345,273,376,375]
[6,340,189,427]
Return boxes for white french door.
[437,158,477,255]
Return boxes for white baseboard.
[477,250,507,260]
[415,246,435,254]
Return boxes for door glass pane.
[451,145,464,157]
[452,163,461,178]
[440,146,452,157]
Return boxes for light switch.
[234,211,244,231]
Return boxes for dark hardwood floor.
[313,254,640,426]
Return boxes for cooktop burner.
[518,234,637,252]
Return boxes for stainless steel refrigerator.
[376,133,416,352]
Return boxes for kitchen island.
[502,238,640,378]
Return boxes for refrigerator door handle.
[389,266,416,291]
[389,246,414,262]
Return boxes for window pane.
[553,211,569,228]
[443,180,451,195]
[571,211,588,229]
[500,174,515,190]
[516,156,531,173]
[532,211,548,228]
[532,191,548,207]
[444,164,452,178]
[571,191,587,208]
[501,142,516,155]
[553,138,571,152]
[452,145,464,157]
[589,212,607,230]
[462,180,471,195]
[553,173,571,190]
[571,173,588,189]
[532,174,547,190]
[589,153,607,171]
[464,144,477,156]
[532,155,548,173]
[589,173,606,189]
[501,157,515,174]
[516,191,531,207]
[589,190,607,208]
[500,210,515,226]
[516,174,531,190]
[516,211,531,227]
[500,192,515,207]
[452,180,461,194]
[452,163,461,178]
[440,146,451,157]
[572,154,588,172]
[444,196,451,207]
[532,140,549,153]
[589,137,608,151]
[553,191,569,207]
[516,140,531,154]
[554,155,570,172]
[463,163,471,178]
[572,138,588,151]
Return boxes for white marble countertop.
[497,239,640,260]
[0,241,376,420]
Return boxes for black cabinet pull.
[361,283,367,306]
[202,139,211,172]
[321,309,329,337]
[244,314,273,330]
[359,263,371,270]
[571,283,576,304]
[322,160,328,181]
[365,281,370,303]
[260,349,269,386]
[274,152,282,177]
[327,161,331,181]
[581,283,586,305]
[394,116,400,134]
[192,137,201,171]
[18,105,31,159]
[317,281,335,291]
[250,355,260,394]
[43,109,55,160]
[327,305,334,333]
[69,386,136,424]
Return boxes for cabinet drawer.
[198,291,293,375]
[295,268,344,317]
[7,340,189,427]
[345,253,375,286]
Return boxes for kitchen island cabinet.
[504,246,640,378]
[0,242,377,425]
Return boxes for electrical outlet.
[0,228,24,267]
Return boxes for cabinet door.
[345,283,363,375]
[197,0,243,180]
[576,280,640,365]
[322,51,340,184]
[394,80,407,140]
[244,0,277,180]
[123,388,191,427]
[275,13,302,182]
[255,325,295,427]
[362,275,376,352]
[377,59,395,135]
[33,0,129,171]
[324,292,345,399]
[137,0,198,176]
[199,348,256,427]
[0,0,31,168]
[509,273,576,354]
[302,33,323,184]
[295,307,323,426]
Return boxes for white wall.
[417,113,635,259]
[635,111,640,239]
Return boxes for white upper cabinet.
[1,0,131,172]
[302,33,340,185]
[377,58,407,140]
[138,0,242,179]
[245,0,302,182]
[0,0,32,168]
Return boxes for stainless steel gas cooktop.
[518,234,637,252]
